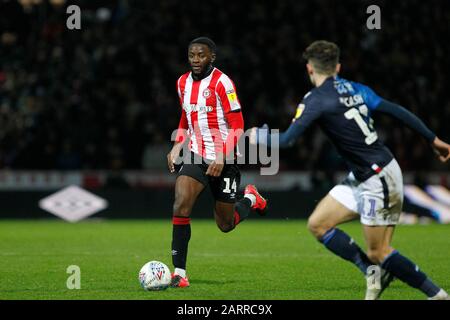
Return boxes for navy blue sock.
[381,250,441,297]
[320,228,372,274]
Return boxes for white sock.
[436,289,448,298]
[428,289,448,300]
[174,268,186,278]
[244,194,256,206]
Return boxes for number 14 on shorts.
[223,178,237,194]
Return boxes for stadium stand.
[0,0,449,173]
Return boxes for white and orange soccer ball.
[138,261,171,291]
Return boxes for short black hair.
[302,40,340,75]
[189,37,217,54]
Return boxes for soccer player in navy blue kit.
[251,40,450,300]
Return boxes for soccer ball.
[138,261,171,291]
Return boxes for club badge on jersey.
[202,88,211,98]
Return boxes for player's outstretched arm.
[251,121,307,148]
[431,137,450,163]
[375,99,449,162]
[250,95,321,148]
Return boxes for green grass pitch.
[0,219,449,300]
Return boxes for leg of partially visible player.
[171,175,205,287]
[307,194,373,275]
[364,225,449,300]
[362,225,395,299]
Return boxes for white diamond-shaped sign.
[39,185,108,222]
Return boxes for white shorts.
[329,159,404,226]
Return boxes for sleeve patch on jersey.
[226,90,237,102]
[294,103,305,120]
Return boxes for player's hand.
[206,153,224,177]
[249,127,258,145]
[167,143,183,173]
[249,124,269,145]
[432,137,450,163]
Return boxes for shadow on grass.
[192,279,239,285]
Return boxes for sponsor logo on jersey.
[183,104,213,113]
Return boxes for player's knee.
[217,222,235,233]
[307,217,328,239]
[173,197,192,217]
[367,248,386,265]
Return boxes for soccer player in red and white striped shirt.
[166,37,268,288]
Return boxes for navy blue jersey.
[258,76,436,181]
[273,76,395,181]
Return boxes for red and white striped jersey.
[176,67,243,160]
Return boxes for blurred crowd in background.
[0,0,449,173]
